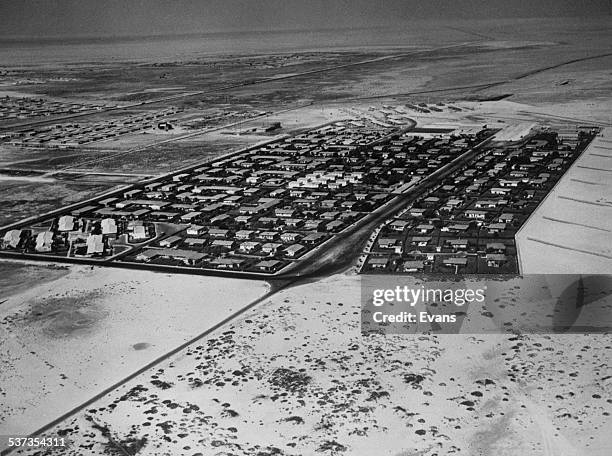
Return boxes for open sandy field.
[0,261,269,438]
[9,272,609,456]
[0,180,119,227]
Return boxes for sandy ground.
[0,181,119,228]
[492,122,536,142]
[516,127,612,274]
[10,272,610,456]
[0,261,269,438]
[222,105,351,132]
[464,99,612,128]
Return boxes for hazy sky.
[0,0,610,38]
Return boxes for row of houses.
[1,214,156,257]
[364,129,598,274]
[0,95,102,123]
[135,248,287,272]
[5,108,178,147]
[0,120,399,272]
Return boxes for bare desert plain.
[6,272,611,456]
[0,261,269,438]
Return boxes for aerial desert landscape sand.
[0,262,269,438]
[7,272,610,456]
[0,7,610,456]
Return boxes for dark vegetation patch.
[19,289,108,339]
[268,367,312,392]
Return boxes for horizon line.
[0,15,608,43]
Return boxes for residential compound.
[0,95,109,123]
[0,119,495,274]
[362,127,599,274]
[0,115,597,276]
[1,108,179,147]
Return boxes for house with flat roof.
[486,242,507,253]
[181,211,202,223]
[261,242,282,254]
[446,239,469,250]
[283,218,304,228]
[499,179,521,188]
[302,233,326,244]
[239,241,260,253]
[235,230,255,240]
[487,222,507,234]
[235,215,252,224]
[378,237,402,250]
[475,200,498,209]
[208,228,230,238]
[99,197,119,207]
[86,234,104,256]
[255,259,283,272]
[275,208,296,218]
[210,239,236,250]
[367,256,389,269]
[280,232,302,243]
[411,236,431,247]
[486,253,507,268]
[490,187,511,196]
[416,224,434,234]
[211,214,231,225]
[187,225,206,236]
[321,211,340,220]
[256,217,280,227]
[259,231,279,241]
[423,196,441,206]
[325,220,344,232]
[465,210,487,220]
[389,220,410,231]
[444,223,470,233]
[130,224,149,241]
[58,215,75,232]
[149,211,180,222]
[159,235,182,248]
[402,260,424,272]
[443,257,468,267]
[304,220,325,231]
[2,230,22,249]
[209,257,246,270]
[184,238,207,248]
[101,218,117,235]
[116,199,170,211]
[137,248,206,266]
[35,232,54,252]
[284,244,306,258]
